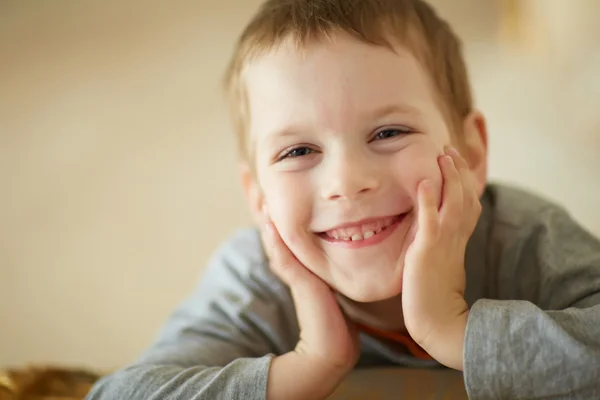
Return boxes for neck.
[335,292,406,332]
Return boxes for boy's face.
[242,34,485,302]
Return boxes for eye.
[372,127,412,141]
[278,146,315,160]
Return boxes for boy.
[87,0,600,399]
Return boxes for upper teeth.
[324,216,398,241]
[336,230,377,241]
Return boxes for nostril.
[324,178,379,201]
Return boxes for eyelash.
[372,127,413,141]
[277,146,315,161]
[276,127,413,161]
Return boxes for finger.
[446,147,482,230]
[462,179,482,232]
[446,146,473,199]
[259,206,275,259]
[438,153,463,228]
[260,210,305,286]
[415,179,440,244]
[446,146,469,172]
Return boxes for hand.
[401,146,482,370]
[261,209,359,399]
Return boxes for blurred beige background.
[1,0,599,371]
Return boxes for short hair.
[224,0,473,160]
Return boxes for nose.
[321,150,381,201]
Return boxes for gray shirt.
[86,184,600,399]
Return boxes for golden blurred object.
[499,0,547,53]
[500,0,521,40]
[0,366,100,400]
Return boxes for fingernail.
[265,221,274,234]
[448,146,460,157]
[262,205,272,233]
[440,154,453,166]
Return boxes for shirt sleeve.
[86,228,298,400]
[464,205,600,399]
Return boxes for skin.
[239,33,488,398]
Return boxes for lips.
[319,215,403,242]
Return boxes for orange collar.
[357,322,433,360]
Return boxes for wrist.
[294,339,357,376]
[267,351,351,400]
[421,309,468,371]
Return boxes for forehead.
[243,34,442,139]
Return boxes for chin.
[324,251,406,303]
[338,275,403,302]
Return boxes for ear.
[461,110,488,197]
[239,162,264,225]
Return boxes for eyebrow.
[253,124,302,157]
[256,124,302,148]
[258,103,422,147]
[367,103,421,120]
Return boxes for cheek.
[261,174,313,240]
[390,143,443,199]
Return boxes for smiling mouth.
[318,214,405,242]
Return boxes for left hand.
[401,145,482,370]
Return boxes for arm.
[86,229,299,400]
[464,205,600,399]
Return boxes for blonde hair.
[224,0,473,160]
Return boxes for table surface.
[0,366,467,400]
[329,367,467,399]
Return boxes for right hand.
[261,209,360,375]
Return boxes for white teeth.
[327,230,377,241]
[325,216,400,241]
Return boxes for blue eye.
[374,128,411,141]
[280,146,314,160]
